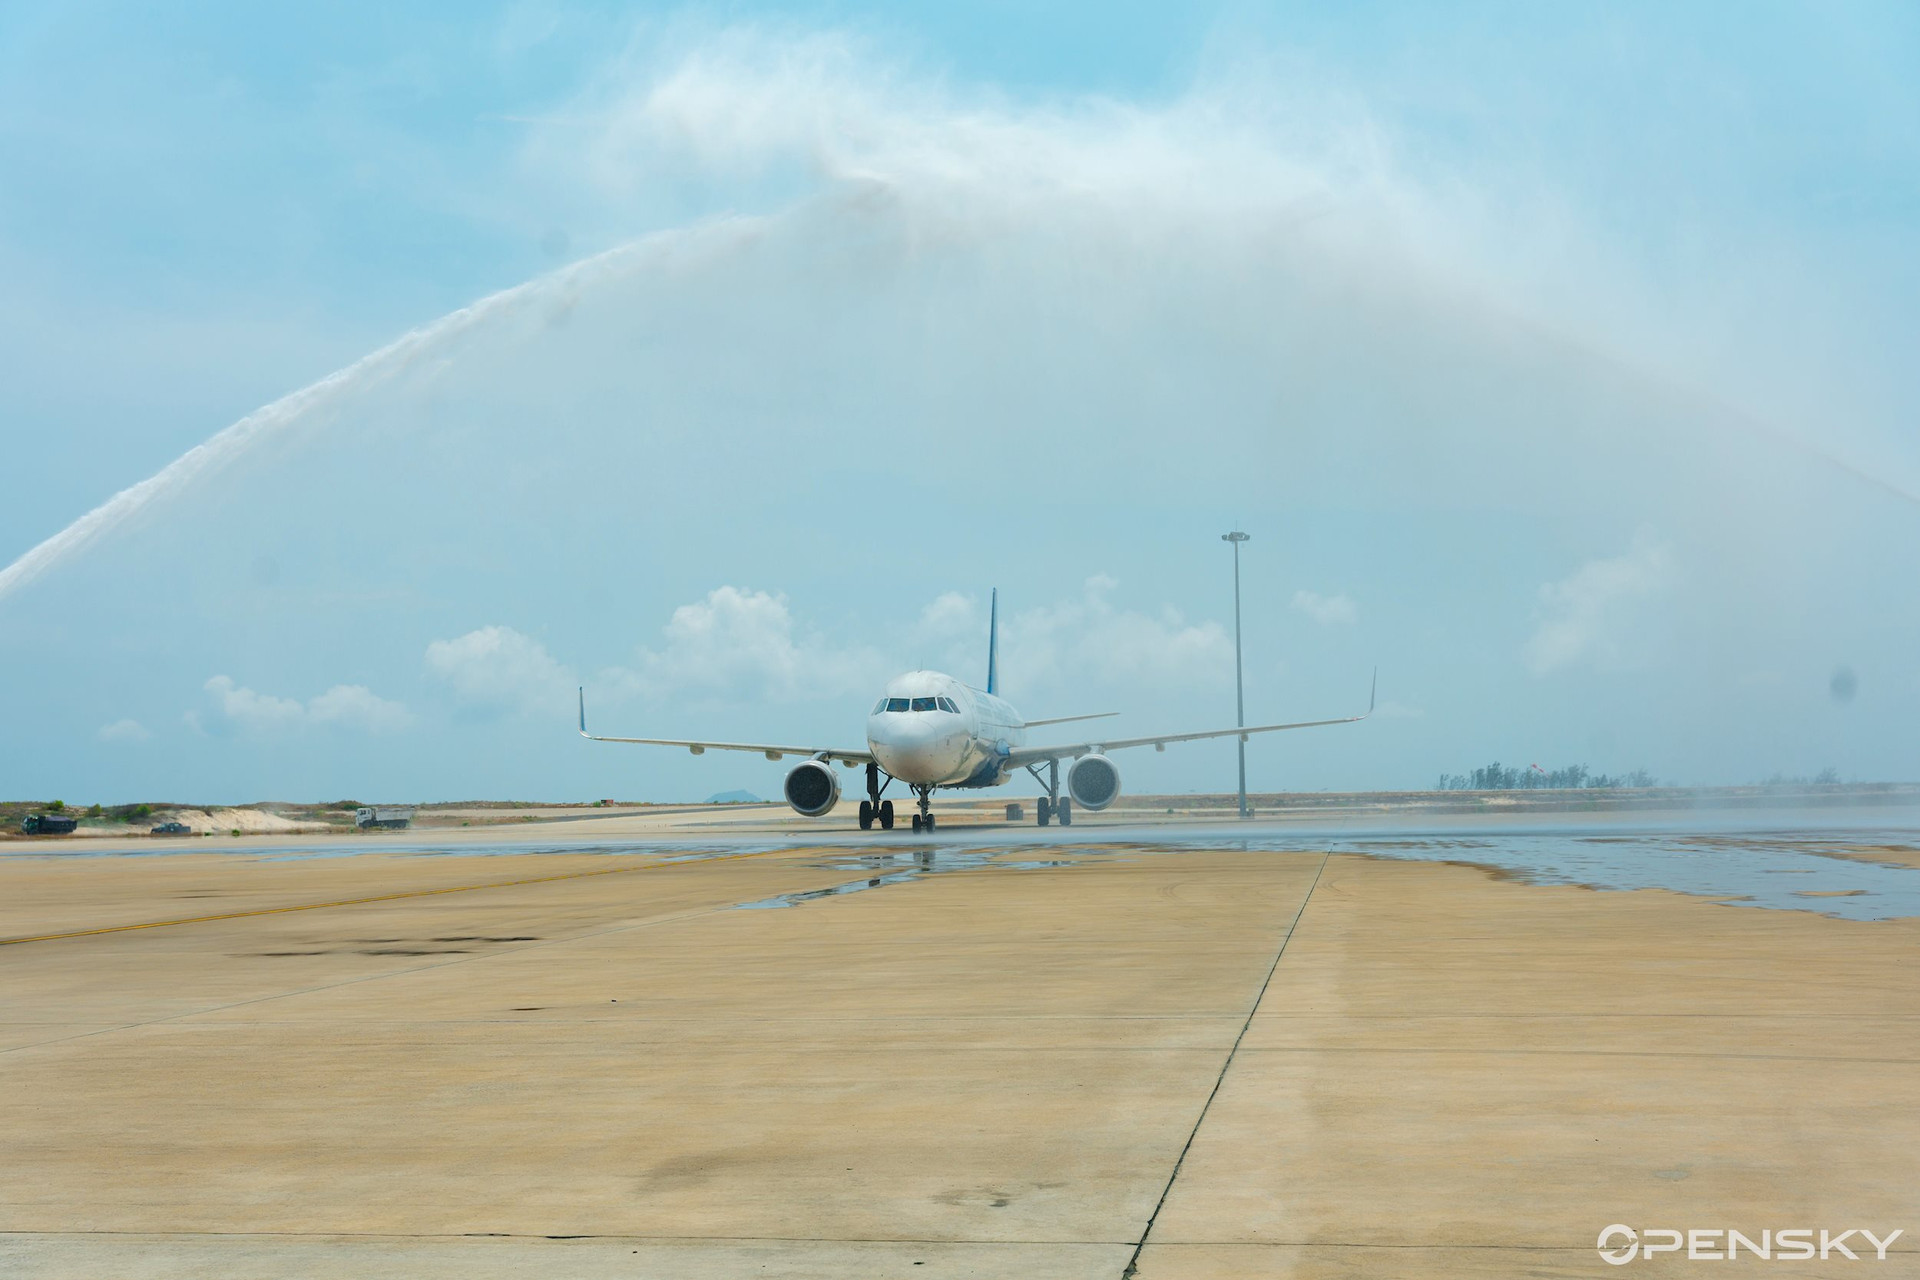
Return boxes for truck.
[355,805,415,830]
[22,813,79,835]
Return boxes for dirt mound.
[158,808,329,835]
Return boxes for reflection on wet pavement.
[725,831,1920,920]
[15,823,1917,920]
[1329,831,1920,921]
[735,847,1087,908]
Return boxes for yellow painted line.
[0,849,781,947]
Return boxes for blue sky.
[3,2,1918,803]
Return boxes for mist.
[3,16,1917,803]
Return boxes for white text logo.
[1598,1224,1904,1264]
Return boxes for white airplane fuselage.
[865,670,1026,788]
[578,587,1372,832]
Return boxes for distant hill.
[706,790,766,805]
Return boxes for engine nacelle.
[783,759,841,817]
[1067,754,1121,811]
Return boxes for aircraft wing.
[1004,672,1374,770]
[577,689,874,766]
[1021,711,1119,728]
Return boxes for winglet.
[578,686,588,737]
[986,588,999,696]
[1369,667,1377,715]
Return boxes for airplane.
[579,590,1373,832]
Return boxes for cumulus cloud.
[916,591,976,639]
[916,576,1232,696]
[202,676,305,731]
[306,684,415,733]
[617,586,878,701]
[1292,590,1358,626]
[96,718,152,743]
[198,675,412,734]
[1524,535,1677,676]
[425,625,575,716]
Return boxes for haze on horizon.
[2,2,1917,804]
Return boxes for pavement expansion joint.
[1119,849,1332,1279]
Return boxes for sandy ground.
[1811,844,1920,872]
[0,835,1914,1278]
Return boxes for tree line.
[1434,763,1658,791]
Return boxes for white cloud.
[1524,535,1677,676]
[199,675,412,734]
[307,684,415,733]
[618,586,878,701]
[916,591,976,638]
[203,675,305,731]
[425,625,575,715]
[936,576,1232,695]
[1292,590,1358,626]
[96,718,152,743]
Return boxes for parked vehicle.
[150,821,191,836]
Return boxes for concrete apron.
[0,844,1913,1278]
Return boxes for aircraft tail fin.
[986,588,999,696]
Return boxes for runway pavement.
[0,833,1914,1277]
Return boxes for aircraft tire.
[880,800,894,830]
[1037,797,1051,827]
[925,813,936,831]
[911,813,923,833]
[1058,798,1073,827]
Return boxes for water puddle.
[12,821,1916,921]
[729,828,1920,919]
[1331,831,1920,921]
[735,847,1088,909]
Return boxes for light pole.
[1221,530,1251,818]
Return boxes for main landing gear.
[910,784,936,834]
[1027,759,1072,827]
[858,762,895,831]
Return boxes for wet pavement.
[21,817,1916,924]
[1,826,1914,1277]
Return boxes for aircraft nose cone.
[874,718,962,783]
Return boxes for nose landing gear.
[910,784,936,833]
[859,762,895,831]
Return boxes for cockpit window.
[873,698,887,715]
[885,697,910,712]
[910,696,938,712]
[936,696,958,713]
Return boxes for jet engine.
[782,759,841,817]
[1067,754,1121,811]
